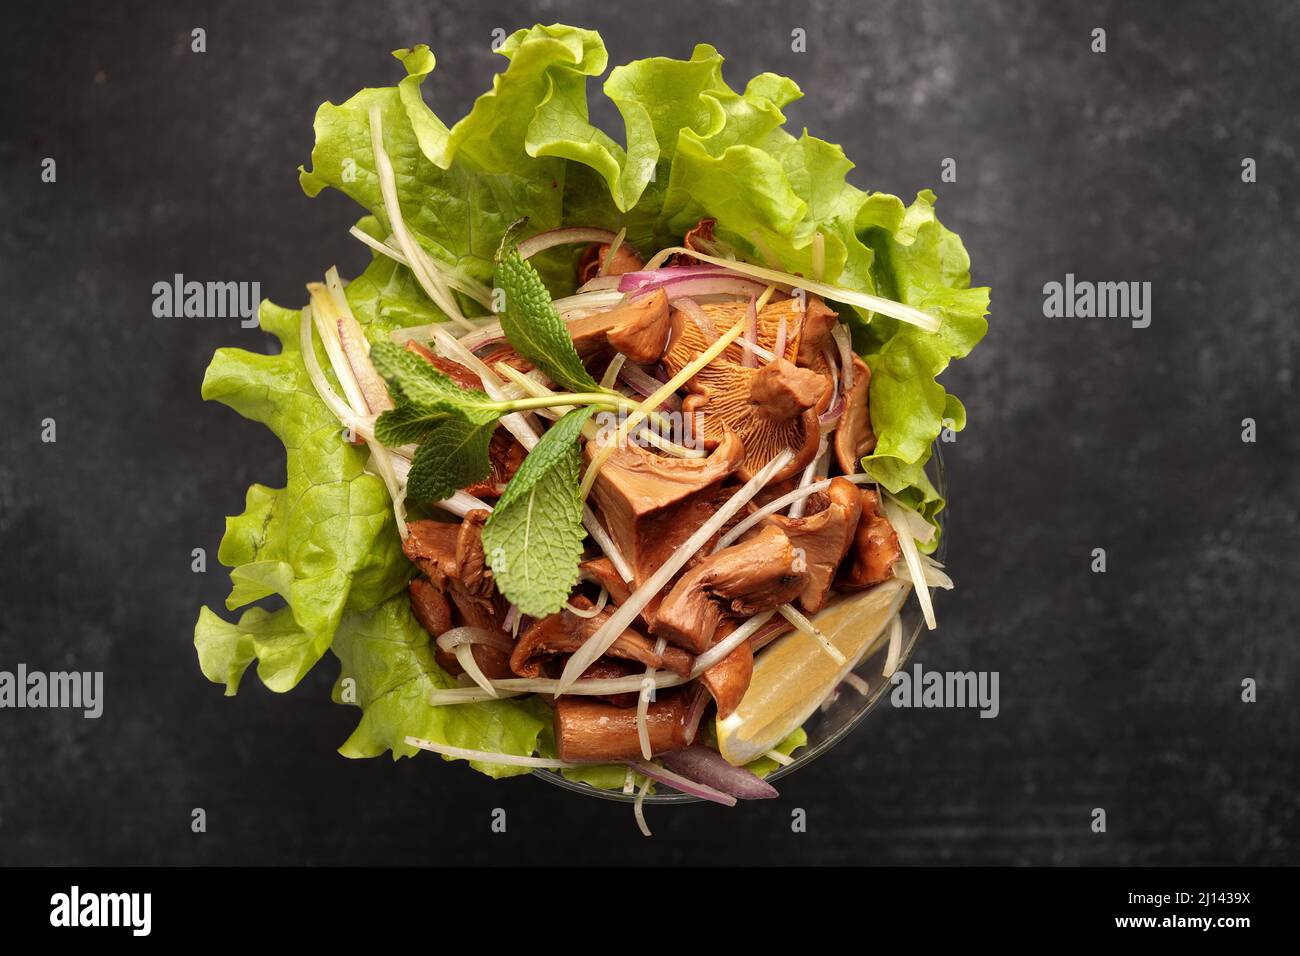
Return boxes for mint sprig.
[493,239,601,394]
[481,407,596,617]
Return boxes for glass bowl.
[535,445,948,803]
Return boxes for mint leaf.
[405,411,498,502]
[493,247,600,393]
[482,407,594,616]
[369,341,498,414]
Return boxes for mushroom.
[579,556,633,606]
[509,602,691,679]
[763,476,863,614]
[698,618,754,720]
[662,303,832,481]
[567,288,671,363]
[839,488,901,588]
[402,520,459,587]
[554,691,693,762]
[402,513,506,632]
[653,525,809,653]
[585,430,745,588]
[578,241,646,284]
[409,577,452,637]
[408,577,514,679]
[834,355,877,473]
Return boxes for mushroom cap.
[834,355,877,473]
[585,430,745,588]
[838,488,901,588]
[566,287,671,363]
[663,299,837,481]
[764,476,863,614]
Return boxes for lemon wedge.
[716,580,910,766]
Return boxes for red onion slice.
[619,363,682,411]
[635,275,767,302]
[660,746,780,800]
[741,295,759,368]
[629,760,738,807]
[617,264,726,294]
[517,226,618,260]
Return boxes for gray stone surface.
[0,0,1296,864]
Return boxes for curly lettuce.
[195,22,988,771]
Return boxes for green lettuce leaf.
[330,595,548,777]
[194,296,409,694]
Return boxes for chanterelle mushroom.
[839,488,901,588]
[654,525,809,653]
[566,288,671,364]
[585,430,745,588]
[662,304,831,481]
[764,476,863,614]
[834,355,877,473]
[578,241,645,284]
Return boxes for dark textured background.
[1,0,1296,866]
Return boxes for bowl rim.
[533,444,949,804]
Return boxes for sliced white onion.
[637,636,667,761]
[882,612,904,678]
[714,474,878,552]
[779,603,847,665]
[582,506,634,583]
[622,766,636,795]
[404,736,580,768]
[689,611,776,675]
[600,353,627,389]
[517,226,618,261]
[634,776,652,836]
[347,225,493,309]
[435,626,514,654]
[841,672,871,695]
[651,247,942,334]
[831,323,855,392]
[764,749,795,767]
[559,450,794,694]
[881,495,937,630]
[788,435,828,520]
[577,274,624,293]
[454,644,497,697]
[674,296,716,339]
[564,588,609,619]
[773,315,789,362]
[368,108,478,333]
[618,363,682,411]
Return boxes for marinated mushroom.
[585,430,745,588]
[839,488,901,588]
[509,603,691,679]
[834,355,877,473]
[699,619,754,720]
[402,514,505,633]
[764,476,863,613]
[566,288,671,363]
[654,525,809,653]
[578,241,646,284]
[662,303,830,481]
[554,691,694,762]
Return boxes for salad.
[194,23,989,833]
